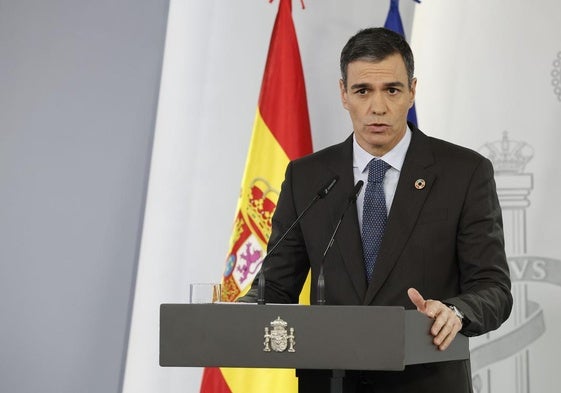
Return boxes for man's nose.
[370,92,387,116]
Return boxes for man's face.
[339,53,416,157]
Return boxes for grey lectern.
[160,303,469,392]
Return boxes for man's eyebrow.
[384,81,405,88]
[349,81,406,90]
[349,82,372,90]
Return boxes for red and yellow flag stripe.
[200,0,312,392]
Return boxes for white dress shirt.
[353,127,412,232]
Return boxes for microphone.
[256,175,339,304]
[317,180,364,305]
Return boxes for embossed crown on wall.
[478,131,534,174]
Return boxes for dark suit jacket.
[242,125,512,392]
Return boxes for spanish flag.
[199,0,312,392]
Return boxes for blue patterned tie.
[362,159,390,282]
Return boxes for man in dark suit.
[239,27,512,393]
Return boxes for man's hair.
[340,27,415,88]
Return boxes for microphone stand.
[256,175,339,304]
[317,180,364,305]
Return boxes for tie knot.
[367,159,390,184]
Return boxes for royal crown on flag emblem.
[478,131,534,174]
[247,178,279,242]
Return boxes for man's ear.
[339,79,349,110]
[409,77,417,108]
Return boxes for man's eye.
[388,88,399,95]
[356,88,368,95]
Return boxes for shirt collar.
[353,126,412,173]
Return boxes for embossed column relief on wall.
[471,133,561,393]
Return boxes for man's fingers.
[431,311,447,336]
[431,309,462,351]
[407,287,426,311]
[435,327,457,351]
[407,288,462,350]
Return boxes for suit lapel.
[324,135,368,300]
[335,187,368,300]
[364,127,436,304]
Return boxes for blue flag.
[384,0,418,126]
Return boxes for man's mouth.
[367,123,390,132]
